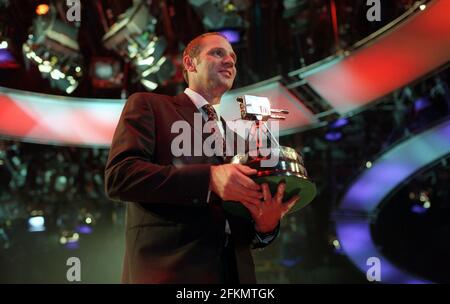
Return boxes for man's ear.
[183,55,196,73]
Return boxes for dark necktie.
[202,104,219,122]
[201,104,227,158]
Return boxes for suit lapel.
[173,93,224,163]
[173,93,202,134]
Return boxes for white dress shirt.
[184,88,231,235]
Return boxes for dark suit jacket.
[104,92,275,284]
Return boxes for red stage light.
[36,4,50,16]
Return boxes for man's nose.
[222,54,235,67]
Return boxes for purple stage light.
[0,49,19,68]
[410,204,428,214]
[219,29,241,44]
[65,241,80,250]
[330,117,349,129]
[75,224,93,234]
[280,258,302,267]
[414,97,431,113]
[325,130,342,141]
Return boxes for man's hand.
[242,183,300,233]
[210,164,263,205]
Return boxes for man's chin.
[216,80,234,92]
[223,78,235,89]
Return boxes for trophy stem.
[247,120,286,159]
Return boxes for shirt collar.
[184,88,220,117]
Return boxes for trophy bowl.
[223,146,317,220]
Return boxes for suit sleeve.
[104,93,211,206]
[251,222,280,249]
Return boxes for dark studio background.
[0,0,449,283]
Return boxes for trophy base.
[222,175,316,220]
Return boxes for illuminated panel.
[305,0,450,114]
[0,87,124,147]
[335,119,450,283]
[0,80,313,146]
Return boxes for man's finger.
[235,164,257,175]
[275,183,286,202]
[262,183,271,202]
[283,195,300,215]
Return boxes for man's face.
[190,35,237,93]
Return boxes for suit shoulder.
[126,92,174,104]
[126,92,178,110]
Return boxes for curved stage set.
[0,0,449,283]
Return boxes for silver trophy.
[223,95,317,219]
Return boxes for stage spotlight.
[59,230,79,243]
[140,56,175,89]
[89,57,123,89]
[36,4,50,16]
[410,190,432,214]
[332,239,341,250]
[80,210,95,225]
[204,2,246,30]
[28,210,45,232]
[419,191,429,202]
[188,0,248,32]
[134,37,174,88]
[74,207,97,235]
[54,175,68,192]
[327,234,344,254]
[102,2,174,91]
[93,60,115,78]
[59,230,80,249]
[22,10,83,94]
